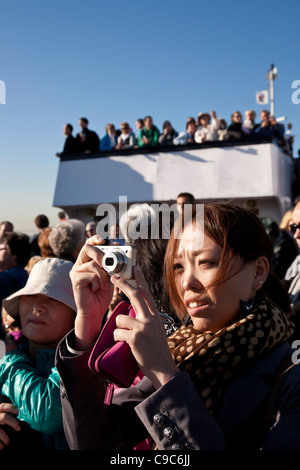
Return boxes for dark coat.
[56,335,300,450]
[76,128,100,153]
[61,135,80,155]
[271,229,299,280]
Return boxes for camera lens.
[102,250,127,275]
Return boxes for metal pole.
[268,64,277,116]
[270,72,274,116]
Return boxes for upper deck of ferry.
[53,137,295,225]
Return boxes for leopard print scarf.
[167,293,295,417]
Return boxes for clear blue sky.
[1,0,300,234]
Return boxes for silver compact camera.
[97,245,136,280]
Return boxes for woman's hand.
[70,236,114,350]
[112,265,180,389]
[107,285,124,317]
[0,403,20,450]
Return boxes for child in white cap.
[0,257,76,450]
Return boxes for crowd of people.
[56,110,295,158]
[1,192,300,450]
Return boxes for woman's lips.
[27,318,46,325]
[186,300,209,313]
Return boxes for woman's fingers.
[133,265,159,313]
[0,403,18,416]
[111,277,152,324]
[73,259,110,291]
[114,314,137,339]
[0,403,21,433]
[75,238,103,265]
[111,266,159,316]
[0,415,21,450]
[0,428,10,449]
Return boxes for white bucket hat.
[3,257,76,319]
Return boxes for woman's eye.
[199,260,217,268]
[173,262,183,272]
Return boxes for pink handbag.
[88,301,139,388]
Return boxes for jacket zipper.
[104,380,114,405]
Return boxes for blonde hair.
[279,208,294,230]
[245,110,256,118]
[25,256,45,274]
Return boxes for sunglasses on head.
[289,223,300,233]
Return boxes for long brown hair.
[164,203,288,320]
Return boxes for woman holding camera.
[56,203,300,450]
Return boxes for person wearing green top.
[138,116,160,148]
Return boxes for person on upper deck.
[76,118,100,154]
[194,111,220,143]
[254,110,284,143]
[173,120,196,146]
[269,116,285,146]
[242,110,259,136]
[56,124,79,157]
[138,116,160,148]
[100,124,118,151]
[158,121,178,147]
[284,122,294,156]
[135,119,144,132]
[223,110,247,141]
[116,122,136,149]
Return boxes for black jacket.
[62,135,80,155]
[76,128,100,153]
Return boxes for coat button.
[163,426,174,439]
[172,443,183,450]
[153,413,165,425]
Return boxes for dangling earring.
[240,296,255,316]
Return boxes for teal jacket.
[0,347,68,449]
[138,125,160,147]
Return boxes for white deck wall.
[53,143,293,224]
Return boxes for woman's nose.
[31,296,46,313]
[182,267,202,291]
